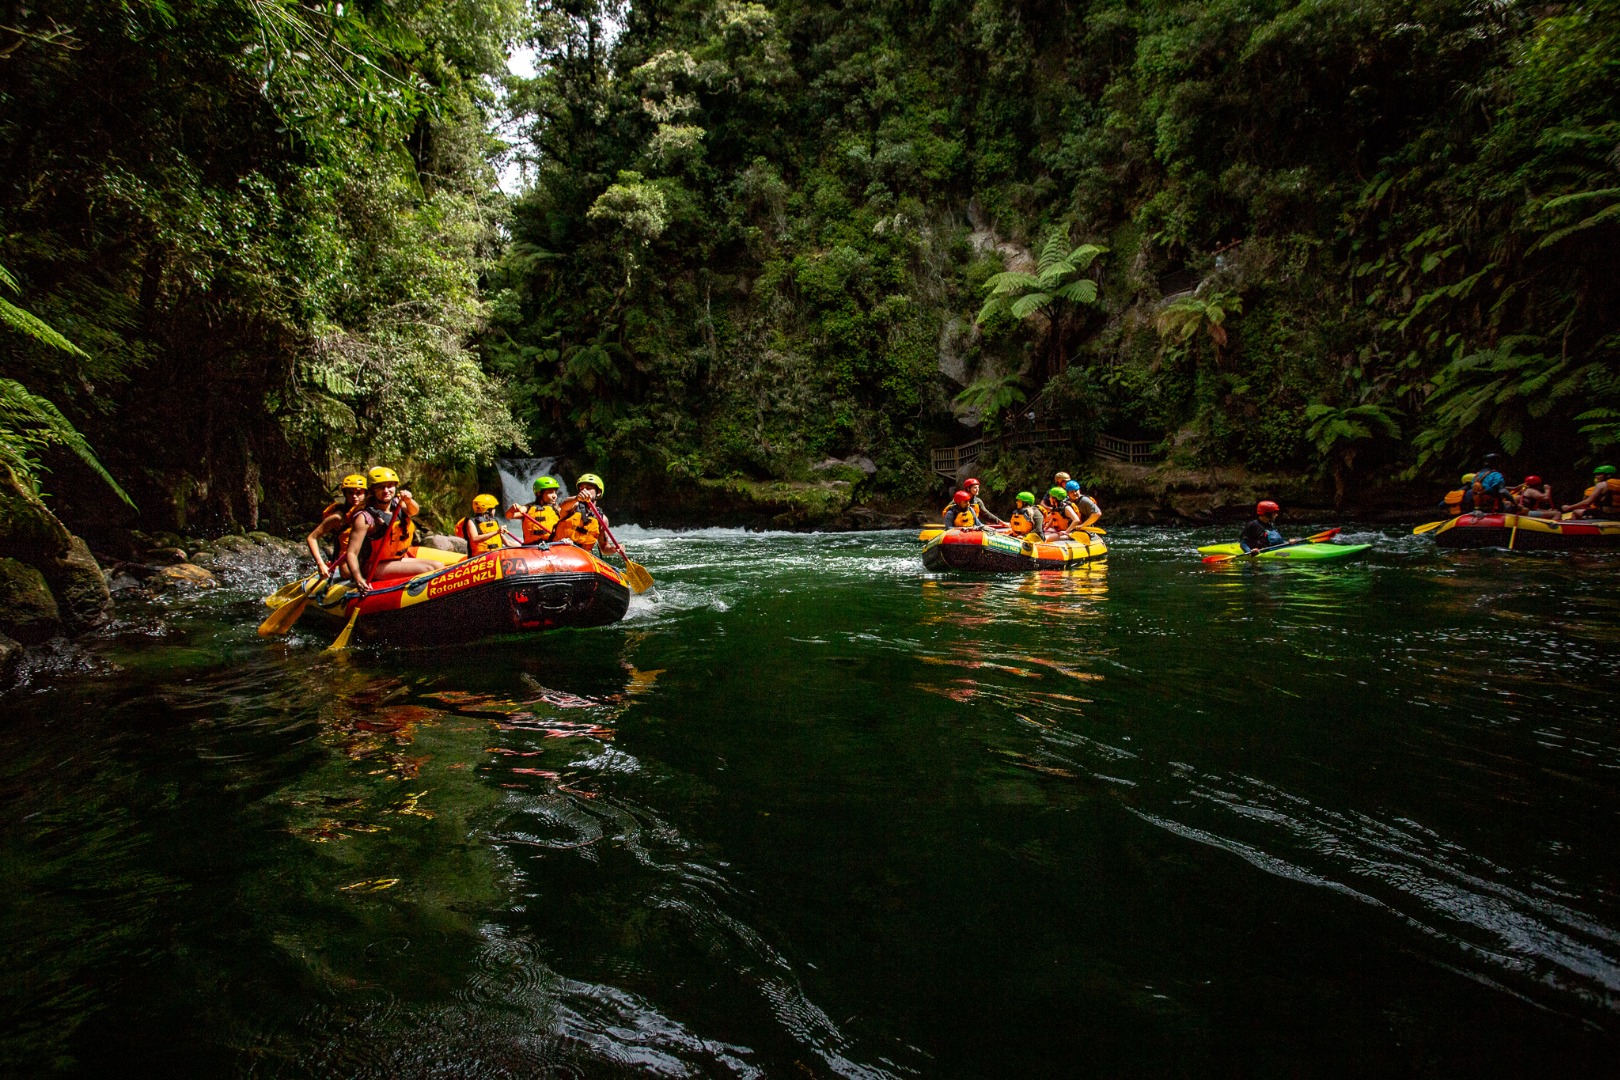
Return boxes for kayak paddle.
[1201,527,1342,564]
[598,519,653,593]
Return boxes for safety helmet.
[1596,465,1617,476]
[367,466,401,486]
[1054,472,1071,485]
[1016,491,1035,505]
[1483,452,1504,466]
[953,490,971,504]
[1048,486,1067,499]
[576,472,605,493]
[340,473,367,492]
[472,494,499,513]
[1461,473,1477,484]
[964,477,980,487]
[533,475,561,492]
[1065,480,1081,493]
[1257,500,1280,515]
[1524,475,1542,487]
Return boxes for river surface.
[3,526,1618,1076]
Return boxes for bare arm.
[305,514,342,576]
[344,516,372,591]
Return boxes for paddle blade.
[1412,520,1447,535]
[624,559,654,594]
[1201,552,1239,564]
[257,594,309,635]
[1306,527,1342,543]
[326,606,362,652]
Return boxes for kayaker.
[343,467,440,593]
[305,473,368,576]
[1064,480,1102,530]
[554,473,613,554]
[1561,465,1620,519]
[1514,475,1554,516]
[963,477,1003,526]
[1007,491,1045,538]
[507,475,562,544]
[1240,500,1288,553]
[1471,453,1512,513]
[455,494,510,555]
[1442,473,1477,517]
[1040,485,1080,538]
[943,490,983,529]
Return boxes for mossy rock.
[42,535,111,631]
[0,631,21,684]
[0,557,61,643]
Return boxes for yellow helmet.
[472,494,499,513]
[340,473,367,492]
[576,473,605,494]
[367,466,401,486]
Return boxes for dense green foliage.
[495,0,1620,502]
[0,0,524,532]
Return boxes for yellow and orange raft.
[921,527,1107,572]
[263,543,630,645]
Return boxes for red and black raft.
[264,544,630,645]
[921,527,1107,572]
[1427,513,1620,551]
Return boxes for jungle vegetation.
[1,0,1617,532]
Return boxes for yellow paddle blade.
[326,606,362,652]
[257,594,309,636]
[623,558,654,594]
[1412,520,1448,535]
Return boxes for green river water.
[3,526,1618,1076]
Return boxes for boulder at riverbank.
[0,463,111,642]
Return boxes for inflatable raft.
[1426,514,1620,551]
[1197,542,1372,562]
[922,528,1107,572]
[263,544,630,645]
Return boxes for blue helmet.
[1065,480,1081,493]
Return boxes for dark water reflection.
[3,527,1619,1075]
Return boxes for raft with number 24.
[262,543,630,645]
[921,527,1107,572]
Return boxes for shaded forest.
[2,0,1618,534]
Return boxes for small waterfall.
[496,457,569,508]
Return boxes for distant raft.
[262,544,630,645]
[921,528,1107,572]
[1196,542,1372,562]
[1426,513,1620,551]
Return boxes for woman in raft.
[343,467,442,593]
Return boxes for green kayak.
[1196,542,1372,562]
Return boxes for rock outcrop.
[0,462,111,645]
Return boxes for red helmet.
[953,490,971,504]
[964,477,980,487]
[1257,500,1280,515]
[1524,475,1542,486]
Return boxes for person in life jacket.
[1442,473,1477,517]
[553,473,612,554]
[1470,453,1513,513]
[1561,465,1620,519]
[943,490,983,529]
[1064,480,1102,530]
[1513,475,1555,516]
[943,478,1001,526]
[1240,500,1288,553]
[506,475,562,544]
[305,473,368,577]
[1007,491,1045,538]
[1040,486,1080,538]
[455,494,510,555]
[343,466,441,592]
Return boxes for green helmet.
[533,475,561,492]
[1048,486,1066,499]
[1595,465,1616,476]
[1016,491,1035,505]
[576,472,605,493]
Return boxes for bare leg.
[371,557,443,579]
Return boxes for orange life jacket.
[508,500,560,544]
[1582,478,1620,515]
[318,499,363,556]
[943,505,978,528]
[1443,489,1467,516]
[355,497,416,576]
[553,497,605,550]
[1511,484,1553,510]
[1008,505,1044,537]
[455,512,507,555]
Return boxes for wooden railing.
[929,428,1157,480]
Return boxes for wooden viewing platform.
[930,429,1157,480]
